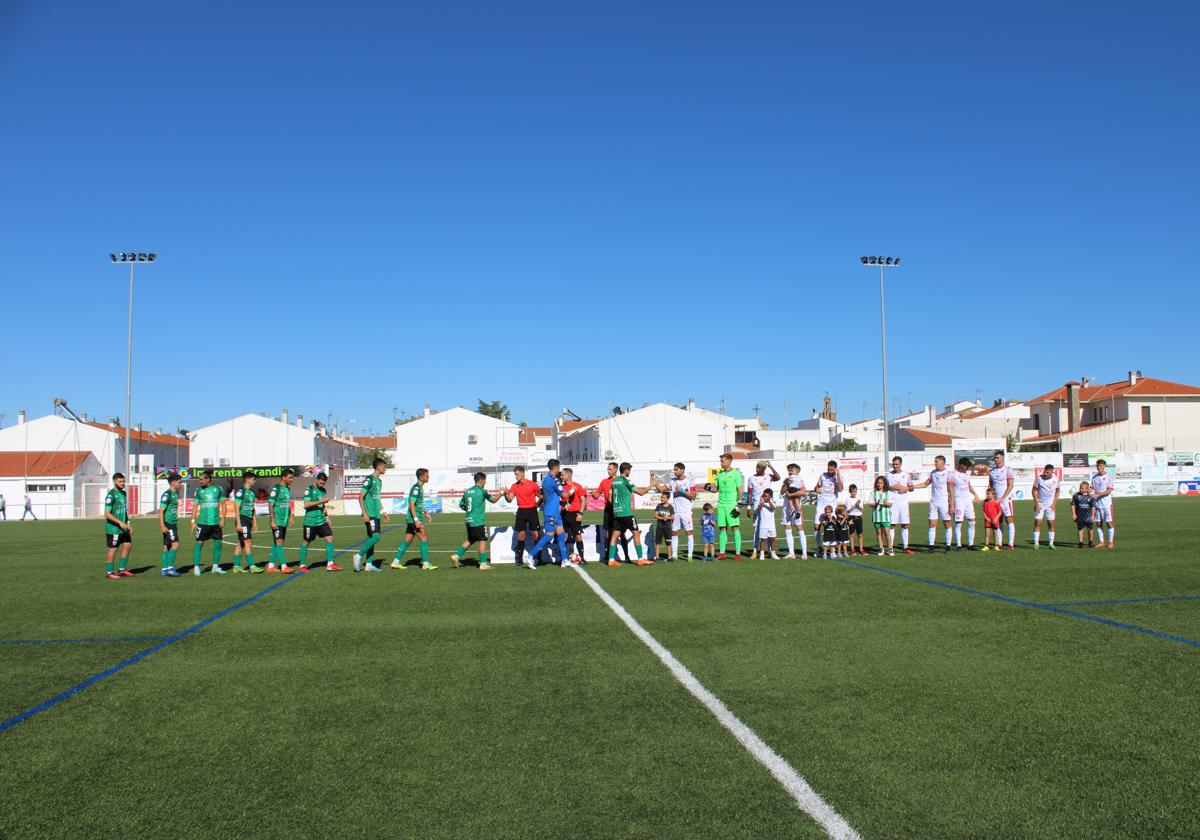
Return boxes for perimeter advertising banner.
[158,465,325,481]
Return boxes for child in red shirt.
[982,487,1002,551]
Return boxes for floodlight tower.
[109,252,157,474]
[860,256,901,469]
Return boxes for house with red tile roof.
[0,450,106,519]
[1018,372,1200,451]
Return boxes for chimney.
[423,404,431,418]
[1067,382,1080,433]
[1128,370,1139,386]
[311,420,320,432]
[296,414,304,428]
[17,409,26,425]
[154,427,162,435]
[80,412,89,422]
[687,397,696,412]
[281,408,289,425]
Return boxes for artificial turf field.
[0,497,1197,839]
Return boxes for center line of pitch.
[571,565,862,840]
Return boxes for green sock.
[733,531,742,554]
[161,551,170,569]
[299,544,309,566]
[272,545,281,565]
[244,551,253,568]
[635,542,644,559]
[105,559,114,573]
[454,546,466,558]
[193,544,203,566]
[168,548,177,567]
[608,545,617,560]
[394,541,410,561]
[480,552,489,565]
[118,555,128,570]
[213,542,222,567]
[362,533,381,554]
[419,543,429,564]
[719,531,728,554]
[325,542,335,564]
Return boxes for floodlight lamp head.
[868,256,876,264]
[893,258,901,266]
[860,256,868,265]
[885,257,893,265]
[148,253,157,262]
[53,397,66,407]
[109,253,117,263]
[137,253,148,262]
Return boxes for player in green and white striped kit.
[868,475,894,557]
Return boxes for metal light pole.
[110,252,156,475]
[861,256,900,472]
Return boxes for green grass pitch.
[1,497,1197,839]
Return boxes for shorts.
[835,526,849,543]
[1094,502,1114,523]
[237,515,254,546]
[162,523,179,546]
[196,524,224,542]
[543,513,562,533]
[871,517,892,530]
[929,500,950,522]
[106,530,131,548]
[821,528,838,545]
[953,504,976,523]
[1075,516,1093,530]
[466,524,488,544]
[271,525,287,542]
[848,515,863,535]
[996,498,1014,519]
[754,517,776,539]
[716,504,739,528]
[672,506,694,532]
[985,520,1000,531]
[405,522,424,536]
[515,508,541,533]
[563,511,582,537]
[364,517,381,539]
[611,515,638,535]
[655,523,673,545]
[782,502,804,526]
[304,523,333,542]
[702,531,715,545]
[1034,504,1056,522]
[891,500,911,526]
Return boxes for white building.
[1019,373,1200,452]
[0,450,107,519]
[930,401,1032,440]
[555,402,726,465]
[0,412,189,477]
[390,406,523,471]
[188,411,360,470]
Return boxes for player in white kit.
[659,462,697,560]
[949,457,980,550]
[887,457,915,554]
[1031,463,1061,549]
[781,463,809,559]
[745,461,780,558]
[912,455,953,553]
[1090,459,1115,548]
[988,451,1016,550]
[813,460,843,553]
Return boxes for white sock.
[901,529,909,549]
[968,522,976,545]
[1096,526,1103,543]
[671,535,678,557]
[945,526,953,547]
[798,531,808,557]
[928,527,935,545]
[687,535,694,557]
[1107,527,1114,543]
[953,522,962,546]
[785,530,795,554]
[1033,531,1040,546]
[1007,523,1015,546]
[1049,531,1055,545]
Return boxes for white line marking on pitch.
[571,565,863,840]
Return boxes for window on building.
[545,444,552,451]
[26,483,66,493]
[1034,414,1042,433]
[734,430,755,445]
[1141,406,1151,425]
[698,434,712,450]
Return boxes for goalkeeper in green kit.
[714,453,745,560]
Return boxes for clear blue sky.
[2,1,1197,435]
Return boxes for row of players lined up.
[98,451,1119,578]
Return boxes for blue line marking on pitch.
[1041,595,1200,608]
[0,636,169,646]
[827,556,1200,650]
[0,526,397,735]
